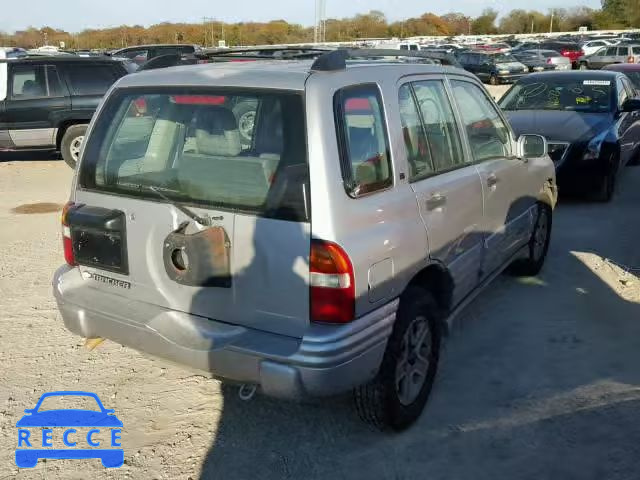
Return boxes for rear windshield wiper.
[145,186,219,226]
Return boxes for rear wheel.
[354,287,441,431]
[579,62,588,70]
[489,74,499,86]
[60,124,88,169]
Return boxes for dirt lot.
[1,152,639,480]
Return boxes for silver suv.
[54,50,557,430]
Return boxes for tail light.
[628,56,635,63]
[310,240,355,324]
[61,201,76,266]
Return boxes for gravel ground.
[1,155,639,480]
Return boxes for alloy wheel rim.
[70,136,84,161]
[396,315,432,406]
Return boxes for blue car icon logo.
[15,391,123,468]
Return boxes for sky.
[1,0,602,33]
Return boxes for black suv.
[0,56,127,167]
[110,44,198,66]
[457,51,528,85]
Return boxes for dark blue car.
[15,391,123,468]
[500,71,640,201]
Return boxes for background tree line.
[0,3,637,50]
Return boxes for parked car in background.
[518,49,572,71]
[500,71,640,201]
[0,47,27,58]
[0,54,127,167]
[512,51,557,73]
[515,41,583,67]
[602,63,640,91]
[54,50,556,431]
[580,39,615,56]
[458,51,528,85]
[110,44,199,66]
[579,45,640,70]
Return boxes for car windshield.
[37,395,102,412]
[492,54,515,63]
[499,78,614,113]
[79,89,309,221]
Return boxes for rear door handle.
[487,174,499,188]
[426,193,447,211]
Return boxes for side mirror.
[517,134,547,159]
[622,98,640,112]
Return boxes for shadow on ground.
[195,171,640,480]
[0,151,60,162]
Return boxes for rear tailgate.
[72,88,311,338]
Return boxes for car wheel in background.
[354,286,441,431]
[61,124,88,169]
[595,154,618,202]
[579,62,588,70]
[489,74,499,86]
[510,203,552,277]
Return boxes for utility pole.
[549,9,555,34]
[203,16,215,47]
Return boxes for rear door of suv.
[1,61,70,148]
[397,76,484,304]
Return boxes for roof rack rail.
[311,49,454,71]
[202,46,333,61]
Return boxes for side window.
[617,78,629,108]
[622,77,636,96]
[617,47,629,57]
[412,81,465,172]
[595,48,606,57]
[398,84,434,180]
[606,47,618,55]
[65,64,117,95]
[10,64,63,99]
[633,46,640,55]
[451,80,512,162]
[335,84,392,196]
[120,49,148,63]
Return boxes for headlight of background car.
[522,67,528,72]
[534,66,545,71]
[498,69,510,75]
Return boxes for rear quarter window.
[334,84,392,197]
[64,63,119,95]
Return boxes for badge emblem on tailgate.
[83,271,131,290]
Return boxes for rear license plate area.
[67,206,129,275]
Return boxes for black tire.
[510,203,552,277]
[354,286,442,431]
[595,155,618,202]
[489,74,499,86]
[60,124,88,169]
[579,62,588,70]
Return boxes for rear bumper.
[53,266,396,399]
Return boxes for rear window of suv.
[79,89,309,222]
